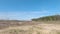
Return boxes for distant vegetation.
[32,15,60,21]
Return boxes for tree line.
[32,15,60,21]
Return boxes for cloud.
[30,11,48,14]
[0,10,60,20]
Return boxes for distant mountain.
[32,15,60,21]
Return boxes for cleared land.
[0,21,60,34]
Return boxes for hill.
[0,17,60,34]
[32,15,60,21]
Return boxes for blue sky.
[0,0,60,20]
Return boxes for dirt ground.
[0,23,60,34]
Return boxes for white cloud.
[0,10,59,20]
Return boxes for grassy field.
[0,21,60,34]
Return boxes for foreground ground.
[0,21,60,34]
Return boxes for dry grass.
[0,24,60,34]
[0,21,60,34]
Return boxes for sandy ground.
[0,24,60,34]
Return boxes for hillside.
[0,20,60,34]
[32,15,60,21]
[0,22,60,34]
[0,15,60,34]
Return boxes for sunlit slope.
[32,15,60,21]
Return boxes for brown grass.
[0,21,60,34]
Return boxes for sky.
[0,0,60,20]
